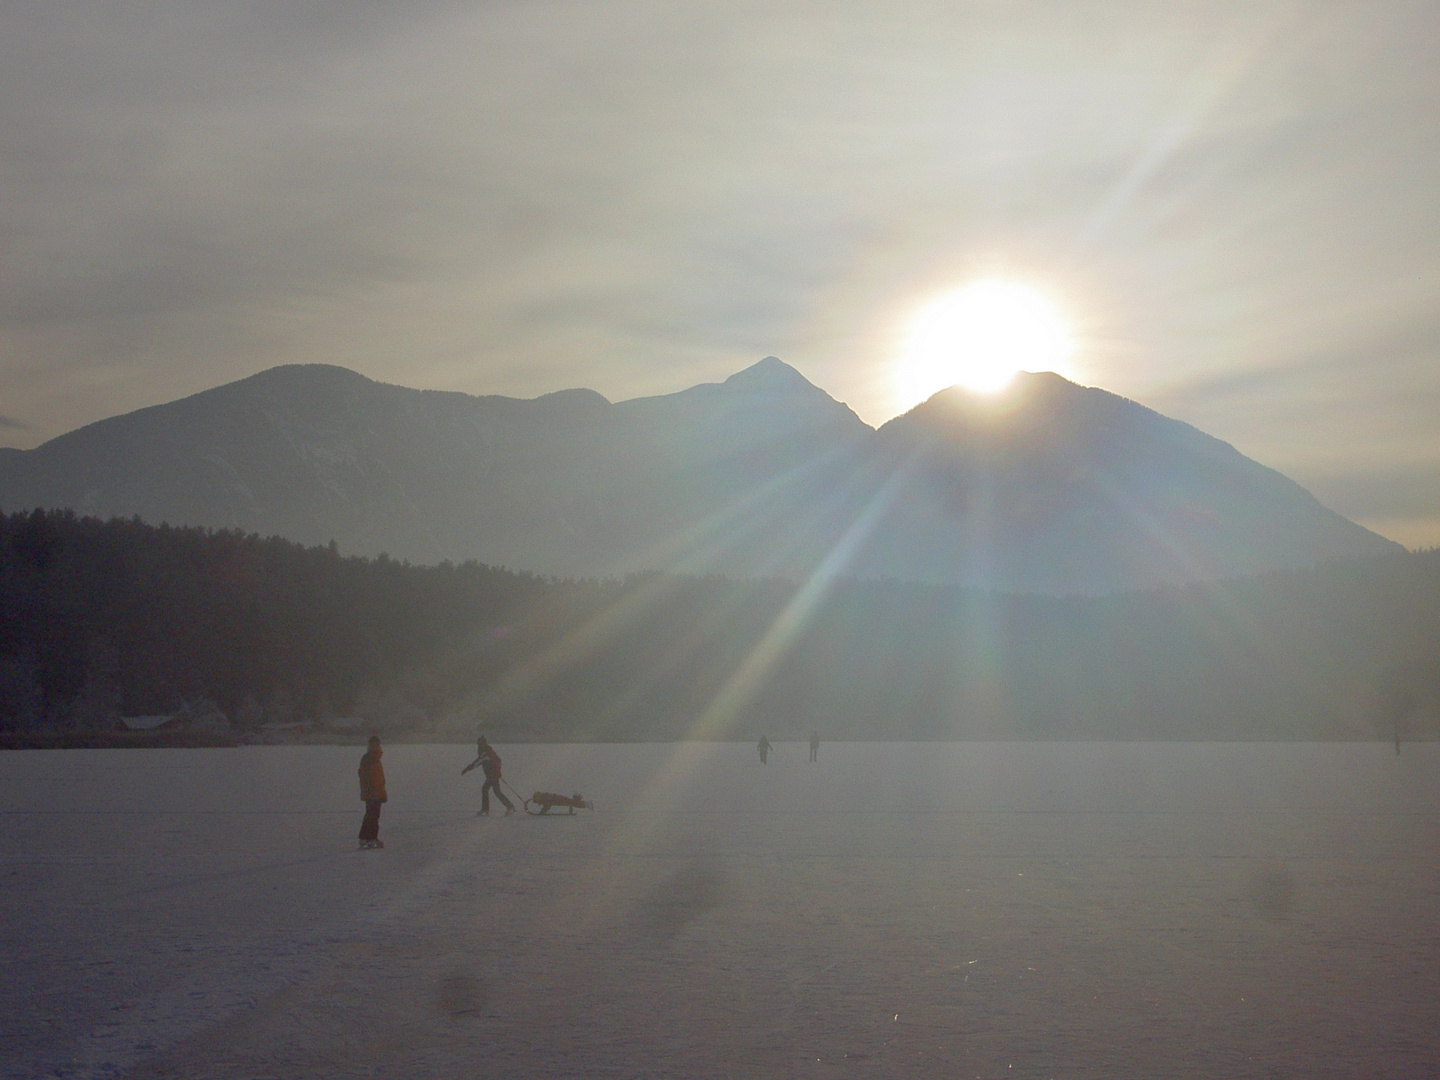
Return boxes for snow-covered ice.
[2,741,1438,1078]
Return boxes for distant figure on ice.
[462,735,514,815]
[358,735,387,849]
[757,736,771,764]
[809,731,820,762]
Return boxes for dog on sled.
[524,791,592,815]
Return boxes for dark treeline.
[2,507,1438,740]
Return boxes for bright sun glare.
[893,279,1074,408]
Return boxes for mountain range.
[0,358,1399,593]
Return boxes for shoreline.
[1,730,1431,750]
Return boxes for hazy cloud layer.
[2,1,1439,544]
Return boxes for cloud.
[0,414,25,430]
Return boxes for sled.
[524,790,592,815]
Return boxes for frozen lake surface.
[3,741,1438,1079]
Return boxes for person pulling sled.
[462,735,515,816]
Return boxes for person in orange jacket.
[358,735,387,849]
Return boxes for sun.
[892,279,1074,409]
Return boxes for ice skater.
[357,735,387,849]
[809,731,820,762]
[757,735,771,764]
[462,735,515,815]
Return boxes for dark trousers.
[481,777,514,813]
[359,799,383,841]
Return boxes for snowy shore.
[3,742,1438,1079]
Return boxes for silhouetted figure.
[809,731,820,762]
[462,735,514,815]
[357,735,387,849]
[757,736,771,764]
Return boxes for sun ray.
[562,456,926,932]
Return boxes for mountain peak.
[535,387,611,409]
[926,369,1077,407]
[880,370,1086,436]
[722,356,817,393]
[241,363,377,390]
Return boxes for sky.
[2,1,1439,547]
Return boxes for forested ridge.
[2,508,1437,741]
